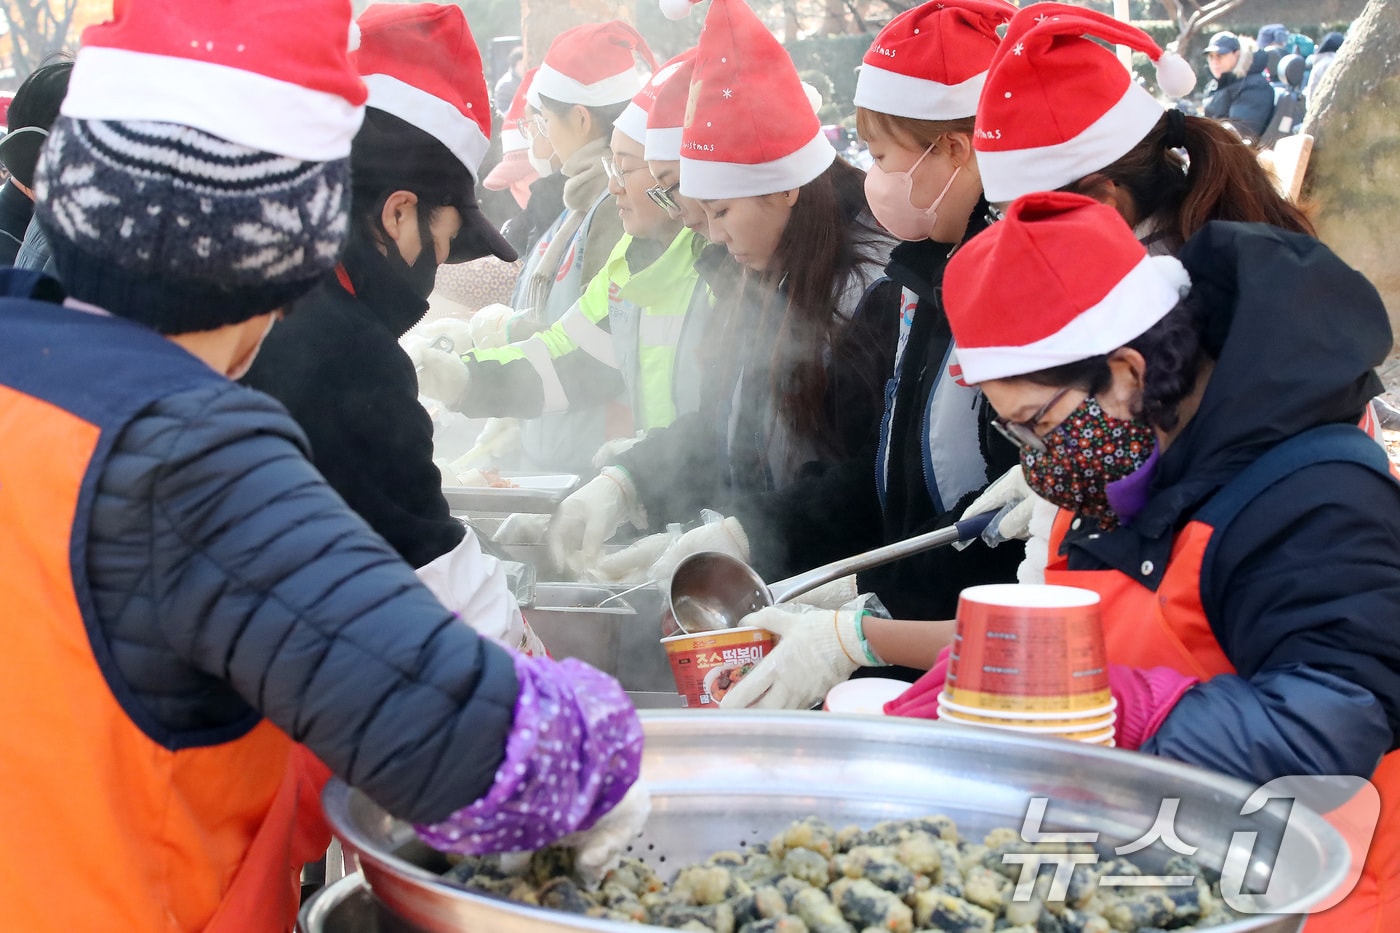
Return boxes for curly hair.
[1021,288,1210,432]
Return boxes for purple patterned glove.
[414,654,643,854]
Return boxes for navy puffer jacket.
[86,374,518,825]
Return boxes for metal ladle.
[664,510,997,634]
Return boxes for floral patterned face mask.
[1021,395,1157,529]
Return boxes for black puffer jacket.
[242,232,463,569]
[1202,56,1275,141]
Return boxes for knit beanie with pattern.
[37,118,351,333]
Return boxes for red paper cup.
[936,692,1117,724]
[823,678,908,715]
[937,703,1116,734]
[660,626,775,709]
[946,584,1110,713]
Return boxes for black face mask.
[383,204,440,301]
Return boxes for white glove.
[412,346,471,407]
[468,303,519,350]
[646,517,750,583]
[415,532,526,650]
[961,465,1036,546]
[559,782,652,888]
[451,417,522,471]
[588,531,677,583]
[492,512,552,545]
[719,603,882,711]
[1016,496,1059,585]
[792,574,859,610]
[548,468,644,576]
[416,317,476,354]
[592,433,646,469]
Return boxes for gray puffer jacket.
[81,352,518,825]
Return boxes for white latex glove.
[492,512,552,545]
[792,574,859,610]
[587,531,677,584]
[719,604,880,711]
[592,433,646,469]
[646,517,750,583]
[468,303,519,350]
[548,468,643,576]
[451,417,522,472]
[416,317,475,354]
[1016,496,1059,585]
[559,782,652,888]
[961,465,1035,546]
[412,346,471,408]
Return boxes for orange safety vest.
[0,299,331,932]
[1046,424,1400,932]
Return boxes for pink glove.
[881,653,1198,754]
[883,647,951,719]
[1108,665,1199,751]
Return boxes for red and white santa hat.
[60,0,366,162]
[645,52,698,161]
[678,0,835,199]
[484,68,539,193]
[499,67,538,156]
[974,3,1197,204]
[616,49,694,146]
[944,192,1190,384]
[353,3,492,182]
[529,21,656,109]
[853,0,1015,121]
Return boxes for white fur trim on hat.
[645,125,683,161]
[680,129,835,200]
[615,100,649,143]
[531,60,648,108]
[977,80,1164,204]
[854,65,986,121]
[362,73,490,179]
[500,125,529,154]
[61,46,365,162]
[957,254,1190,384]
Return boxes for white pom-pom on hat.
[801,81,823,114]
[348,20,361,52]
[1153,49,1197,98]
[661,0,704,20]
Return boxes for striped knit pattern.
[35,117,350,287]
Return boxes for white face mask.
[527,150,556,179]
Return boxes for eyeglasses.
[646,182,681,214]
[601,157,646,185]
[991,386,1074,454]
[524,114,549,140]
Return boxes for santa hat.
[616,50,694,145]
[529,21,656,108]
[974,3,1197,204]
[354,3,491,182]
[484,68,538,194]
[943,192,1190,384]
[853,0,1015,121]
[37,0,365,335]
[679,0,835,199]
[645,52,698,161]
[60,0,366,162]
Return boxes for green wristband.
[853,610,886,666]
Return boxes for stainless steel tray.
[442,473,580,515]
[527,583,674,694]
[325,711,1350,933]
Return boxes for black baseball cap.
[0,61,72,188]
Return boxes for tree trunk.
[1303,0,1400,347]
[0,0,79,77]
[520,0,633,68]
[784,0,801,43]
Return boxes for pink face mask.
[864,144,960,242]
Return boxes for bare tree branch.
[1174,0,1249,49]
[0,0,79,76]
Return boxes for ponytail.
[1068,112,1314,246]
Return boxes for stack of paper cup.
[939,584,1116,746]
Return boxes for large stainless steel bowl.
[324,711,1350,933]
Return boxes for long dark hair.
[1022,289,1210,432]
[1065,112,1315,247]
[761,158,886,449]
